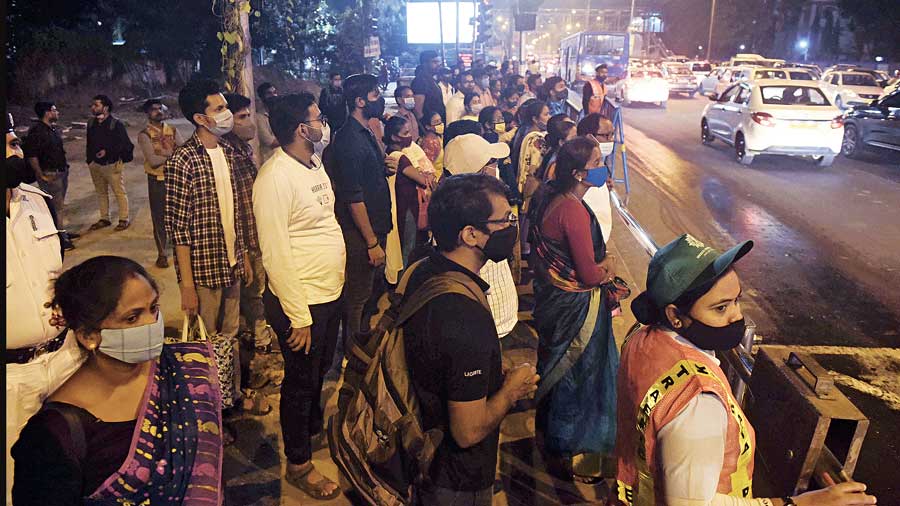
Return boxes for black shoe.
[62,240,76,251]
[67,231,81,239]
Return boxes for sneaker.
[155,255,169,268]
[115,220,130,231]
[88,219,112,231]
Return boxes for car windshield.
[789,71,813,80]
[692,63,712,72]
[634,70,663,78]
[761,86,830,106]
[755,70,787,79]
[842,74,878,86]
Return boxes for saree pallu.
[86,342,223,506]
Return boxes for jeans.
[6,332,85,506]
[341,227,388,338]
[147,176,168,256]
[263,287,344,464]
[416,485,493,506]
[37,169,69,227]
[88,161,129,222]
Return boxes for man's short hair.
[257,82,277,99]
[141,99,163,114]
[223,93,252,113]
[420,50,439,65]
[527,73,542,88]
[93,94,113,112]
[457,71,473,86]
[269,93,317,147]
[178,79,222,127]
[343,74,379,110]
[429,174,510,252]
[595,63,608,72]
[34,101,56,119]
[329,71,342,80]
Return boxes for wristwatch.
[782,497,797,506]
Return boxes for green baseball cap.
[632,234,753,323]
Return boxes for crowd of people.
[4,48,879,506]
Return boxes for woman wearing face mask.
[418,110,445,180]
[529,137,622,484]
[614,236,876,506]
[462,92,484,121]
[384,116,436,278]
[12,256,225,505]
[536,113,576,183]
[509,99,550,280]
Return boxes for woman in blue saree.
[529,137,622,483]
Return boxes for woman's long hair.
[510,99,546,176]
[536,114,575,181]
[528,136,595,232]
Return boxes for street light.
[739,44,746,51]
[796,39,809,62]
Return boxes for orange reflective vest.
[588,80,607,115]
[142,122,177,180]
[612,326,756,506]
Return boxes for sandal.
[88,219,112,231]
[286,463,342,500]
[241,389,272,416]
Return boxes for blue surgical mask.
[99,311,165,363]
[585,166,611,187]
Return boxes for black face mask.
[363,96,385,120]
[679,317,746,351]
[478,223,519,262]
[554,89,569,101]
[516,84,526,94]
[6,156,27,189]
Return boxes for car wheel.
[815,155,836,167]
[841,124,863,158]
[701,119,714,145]
[660,101,668,109]
[835,95,844,109]
[735,133,754,165]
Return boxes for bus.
[559,31,629,85]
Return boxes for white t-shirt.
[253,148,346,328]
[207,146,237,267]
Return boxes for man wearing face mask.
[473,68,496,108]
[582,63,609,116]
[86,94,134,232]
[319,72,347,138]
[330,74,393,339]
[617,235,876,506]
[254,93,346,500]
[402,174,539,505]
[545,77,570,116]
[445,71,478,124]
[137,99,186,268]
[5,113,83,505]
[166,80,256,426]
[393,85,420,143]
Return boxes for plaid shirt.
[165,133,251,289]
[227,136,260,252]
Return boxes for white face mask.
[471,104,484,114]
[99,310,165,364]
[314,122,331,157]
[402,98,416,110]
[204,109,234,137]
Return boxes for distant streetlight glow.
[565,23,572,30]
[739,44,746,50]
[698,45,703,51]
[497,16,504,22]
[875,56,884,62]
[797,39,809,49]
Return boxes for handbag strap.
[181,314,211,342]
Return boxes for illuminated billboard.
[407,2,477,44]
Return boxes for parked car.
[840,88,900,158]
[660,62,699,97]
[614,68,670,108]
[820,71,885,109]
[700,80,844,166]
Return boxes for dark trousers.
[263,287,344,464]
[416,485,493,506]
[342,227,388,338]
[147,176,168,256]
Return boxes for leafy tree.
[251,0,337,77]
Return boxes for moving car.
[700,80,844,166]
[748,67,815,82]
[786,63,822,79]
[660,62,699,97]
[783,68,816,81]
[840,87,900,158]
[687,60,713,81]
[615,68,670,108]
[699,66,754,96]
[820,71,884,109]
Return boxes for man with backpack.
[329,173,539,506]
[86,94,134,231]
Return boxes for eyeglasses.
[304,116,328,128]
[480,211,518,226]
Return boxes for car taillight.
[751,112,776,127]
[830,116,843,129]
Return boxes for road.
[614,94,900,502]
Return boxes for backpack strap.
[40,402,88,466]
[395,271,489,328]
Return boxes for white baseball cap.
[443,134,511,175]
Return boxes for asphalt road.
[613,94,900,502]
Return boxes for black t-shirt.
[329,117,393,236]
[23,121,68,173]
[402,253,503,491]
[411,67,446,121]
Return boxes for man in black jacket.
[86,94,134,231]
[319,72,347,138]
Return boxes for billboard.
[407,1,477,44]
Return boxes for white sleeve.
[252,169,312,328]
[657,394,769,506]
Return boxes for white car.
[820,71,884,109]
[687,61,713,82]
[660,62,699,97]
[700,80,844,166]
[700,66,754,96]
[615,68,670,108]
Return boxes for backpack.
[327,258,490,505]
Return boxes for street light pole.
[629,0,635,29]
[706,0,716,61]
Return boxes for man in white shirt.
[253,93,346,500]
[445,71,478,125]
[5,114,84,505]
